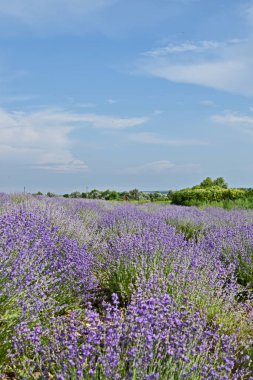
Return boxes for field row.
[0,194,252,379]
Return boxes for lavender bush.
[0,195,252,379]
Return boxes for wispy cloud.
[126,160,176,174]
[0,107,147,172]
[143,40,240,57]
[0,108,87,173]
[1,108,148,130]
[79,113,148,128]
[211,110,253,140]
[129,132,207,146]
[200,100,215,107]
[126,160,200,174]
[153,109,163,115]
[107,98,117,104]
[35,161,87,173]
[0,95,36,103]
[139,15,253,97]
[211,113,253,125]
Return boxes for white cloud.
[211,111,253,139]
[211,113,253,125]
[142,58,250,94]
[0,107,147,172]
[107,98,117,104]
[0,95,36,103]
[126,160,176,174]
[78,113,148,129]
[35,160,87,173]
[126,160,200,174]
[200,100,215,107]
[140,30,253,96]
[143,40,240,57]
[129,132,207,146]
[0,108,87,173]
[16,109,147,129]
[0,108,147,130]
[153,109,163,115]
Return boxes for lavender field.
[0,194,253,379]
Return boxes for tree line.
[36,177,253,207]
[63,188,171,201]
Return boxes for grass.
[236,249,253,293]
[176,197,253,210]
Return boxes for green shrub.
[236,249,253,294]
[171,187,246,206]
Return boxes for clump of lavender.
[0,208,97,366]
[1,196,253,378]
[8,292,252,379]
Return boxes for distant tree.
[119,191,130,201]
[105,190,119,200]
[197,177,228,189]
[213,177,228,188]
[199,177,214,188]
[167,190,174,200]
[129,188,141,200]
[141,192,151,201]
[101,189,116,200]
[150,192,164,202]
[46,192,55,197]
[70,191,81,198]
[88,189,102,199]
[35,191,43,196]
[63,194,69,198]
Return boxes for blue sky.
[1,0,253,193]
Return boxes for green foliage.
[88,189,102,199]
[213,177,228,188]
[46,192,56,198]
[172,221,203,241]
[101,190,120,200]
[128,188,142,200]
[236,249,253,294]
[0,294,21,365]
[97,254,165,306]
[69,191,82,198]
[166,177,237,206]
[208,197,253,210]
[61,188,161,202]
[195,176,228,189]
[10,194,27,204]
[57,178,253,207]
[149,192,166,202]
[171,187,245,206]
[97,259,139,306]
[166,190,174,200]
[199,176,214,188]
